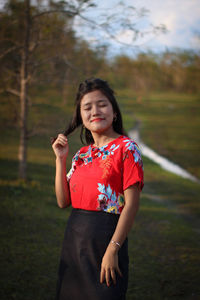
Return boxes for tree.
[0,0,94,179]
[0,0,166,180]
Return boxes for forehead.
[81,90,109,105]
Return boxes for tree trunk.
[18,0,30,180]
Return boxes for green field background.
[0,90,200,299]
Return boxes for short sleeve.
[123,144,144,191]
[66,150,80,182]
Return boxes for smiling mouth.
[91,118,104,122]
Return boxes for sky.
[74,0,200,57]
[0,0,199,57]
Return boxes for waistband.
[72,208,120,218]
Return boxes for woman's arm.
[100,184,140,286]
[52,134,71,208]
[55,157,71,208]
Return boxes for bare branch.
[6,88,20,97]
[29,43,37,53]
[0,38,21,46]
[32,0,96,20]
[0,88,20,97]
[0,45,21,59]
[32,9,77,19]
[77,8,167,50]
[77,13,136,47]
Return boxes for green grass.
[0,91,200,299]
[117,91,200,178]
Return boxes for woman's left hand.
[100,243,122,287]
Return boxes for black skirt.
[56,208,129,300]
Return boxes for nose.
[91,104,100,116]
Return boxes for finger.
[111,268,116,285]
[58,133,67,140]
[116,266,123,277]
[105,269,111,287]
[57,136,68,143]
[56,139,67,147]
[54,141,66,149]
[57,136,68,144]
[100,268,105,284]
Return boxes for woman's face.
[80,90,115,135]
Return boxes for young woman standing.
[52,78,144,300]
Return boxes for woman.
[52,78,144,300]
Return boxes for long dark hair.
[63,78,125,144]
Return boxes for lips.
[91,118,104,122]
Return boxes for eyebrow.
[82,99,107,107]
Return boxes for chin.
[91,125,113,134]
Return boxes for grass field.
[0,90,200,299]
[117,91,200,178]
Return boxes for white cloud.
[74,0,200,54]
[142,0,200,49]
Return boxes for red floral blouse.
[67,135,144,215]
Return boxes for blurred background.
[0,0,200,299]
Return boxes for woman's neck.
[92,131,121,148]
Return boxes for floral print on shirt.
[68,142,121,181]
[123,139,143,167]
[97,183,125,214]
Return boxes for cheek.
[80,111,89,124]
[106,106,114,118]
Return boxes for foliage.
[111,51,200,94]
[0,0,108,179]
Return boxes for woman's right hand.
[52,134,69,159]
